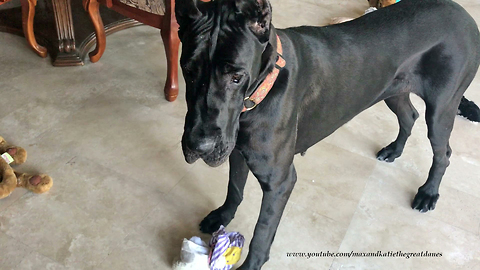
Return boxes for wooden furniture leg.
[0,0,136,66]
[52,0,83,66]
[20,0,47,58]
[83,0,106,63]
[81,0,180,101]
[160,0,180,101]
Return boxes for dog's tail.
[458,96,480,122]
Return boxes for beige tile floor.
[1,0,480,269]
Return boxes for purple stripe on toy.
[209,225,245,270]
[211,234,229,263]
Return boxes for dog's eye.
[231,74,243,84]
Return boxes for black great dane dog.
[175,0,480,269]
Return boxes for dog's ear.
[235,0,272,42]
[175,0,202,37]
[249,0,272,37]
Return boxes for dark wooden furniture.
[0,0,178,101]
[0,0,47,57]
[83,0,180,101]
[0,0,140,66]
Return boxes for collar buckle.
[243,97,258,111]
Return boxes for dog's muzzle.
[182,135,233,167]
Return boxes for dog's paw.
[199,207,233,234]
[376,145,402,163]
[412,190,440,213]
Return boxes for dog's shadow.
[158,174,221,267]
[160,210,212,267]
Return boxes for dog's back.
[285,0,480,152]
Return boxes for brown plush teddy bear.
[0,136,53,199]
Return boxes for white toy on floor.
[172,226,245,270]
[172,237,210,270]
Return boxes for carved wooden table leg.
[51,0,82,66]
[20,0,47,58]
[83,0,106,63]
[0,0,135,66]
[160,0,180,102]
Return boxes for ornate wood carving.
[0,0,174,101]
[52,0,75,53]
[50,0,83,66]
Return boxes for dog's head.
[176,0,277,167]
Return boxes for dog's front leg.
[200,149,250,234]
[238,162,297,270]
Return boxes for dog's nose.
[187,137,216,155]
[197,138,215,154]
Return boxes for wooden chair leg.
[161,0,180,102]
[20,0,47,58]
[83,0,106,63]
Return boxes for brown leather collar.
[242,35,286,112]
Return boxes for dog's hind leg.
[411,95,461,212]
[411,39,480,212]
[377,93,419,162]
[199,149,249,234]
[413,64,478,214]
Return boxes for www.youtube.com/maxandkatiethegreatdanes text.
[286,251,442,259]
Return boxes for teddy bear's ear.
[368,0,379,8]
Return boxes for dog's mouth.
[202,142,234,167]
[182,140,234,167]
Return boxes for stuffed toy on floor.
[172,226,245,270]
[0,136,53,199]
